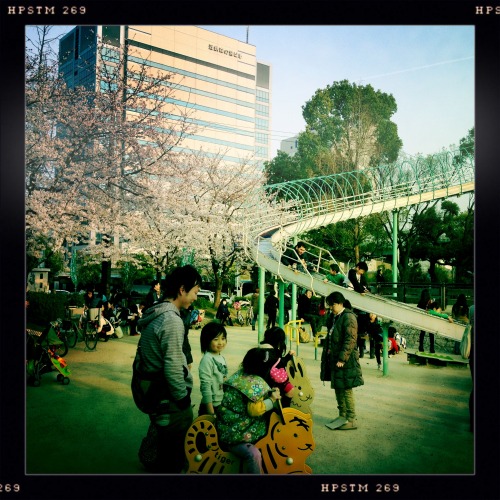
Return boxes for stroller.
[27,323,71,387]
[189,308,205,329]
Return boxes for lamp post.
[392,209,398,299]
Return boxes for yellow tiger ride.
[185,356,315,474]
[185,404,314,474]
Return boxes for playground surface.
[26,322,474,477]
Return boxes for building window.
[256,146,268,157]
[102,26,121,47]
[256,104,269,117]
[256,89,269,103]
[256,132,268,144]
[256,118,269,130]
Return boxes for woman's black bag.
[320,332,331,382]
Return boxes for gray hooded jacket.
[137,301,193,402]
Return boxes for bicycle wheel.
[84,323,98,351]
[85,332,98,351]
[52,340,68,357]
[66,324,78,348]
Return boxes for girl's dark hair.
[260,327,287,357]
[326,291,346,306]
[241,347,275,379]
[388,326,397,337]
[452,294,469,317]
[453,293,468,307]
[162,265,202,299]
[417,288,432,309]
[200,321,227,353]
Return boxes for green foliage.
[454,127,474,167]
[117,256,156,293]
[300,79,402,175]
[26,291,82,324]
[410,200,473,282]
[434,266,452,283]
[193,297,213,309]
[264,151,308,184]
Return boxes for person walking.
[250,288,260,331]
[321,291,364,430]
[417,288,435,353]
[216,298,232,326]
[135,264,202,473]
[297,289,321,337]
[264,290,279,329]
[145,280,162,310]
[376,269,386,294]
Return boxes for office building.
[279,135,299,157]
[59,25,272,166]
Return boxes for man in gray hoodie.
[137,265,202,473]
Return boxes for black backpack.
[131,344,168,414]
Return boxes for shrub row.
[26,292,85,324]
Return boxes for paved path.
[26,324,473,476]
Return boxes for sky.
[200,25,474,157]
[28,24,474,158]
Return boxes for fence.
[372,282,474,309]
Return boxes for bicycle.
[80,308,100,351]
[235,309,245,326]
[67,317,86,347]
[48,320,69,357]
[245,305,254,326]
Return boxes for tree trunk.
[214,275,224,308]
[428,260,437,283]
[354,221,360,263]
[101,260,112,298]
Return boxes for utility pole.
[246,26,249,44]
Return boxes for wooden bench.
[406,350,469,367]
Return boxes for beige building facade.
[60,25,272,166]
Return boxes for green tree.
[300,79,402,176]
[284,80,403,262]
[263,150,305,185]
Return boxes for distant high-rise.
[59,25,272,166]
[279,135,299,157]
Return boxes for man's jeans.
[152,403,193,473]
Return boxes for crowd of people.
[80,240,469,473]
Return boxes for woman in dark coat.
[321,291,364,430]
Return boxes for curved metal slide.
[243,149,474,342]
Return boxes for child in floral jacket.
[215,347,281,473]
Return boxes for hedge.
[26,292,85,324]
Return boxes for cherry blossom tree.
[25,27,195,287]
[182,149,264,306]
